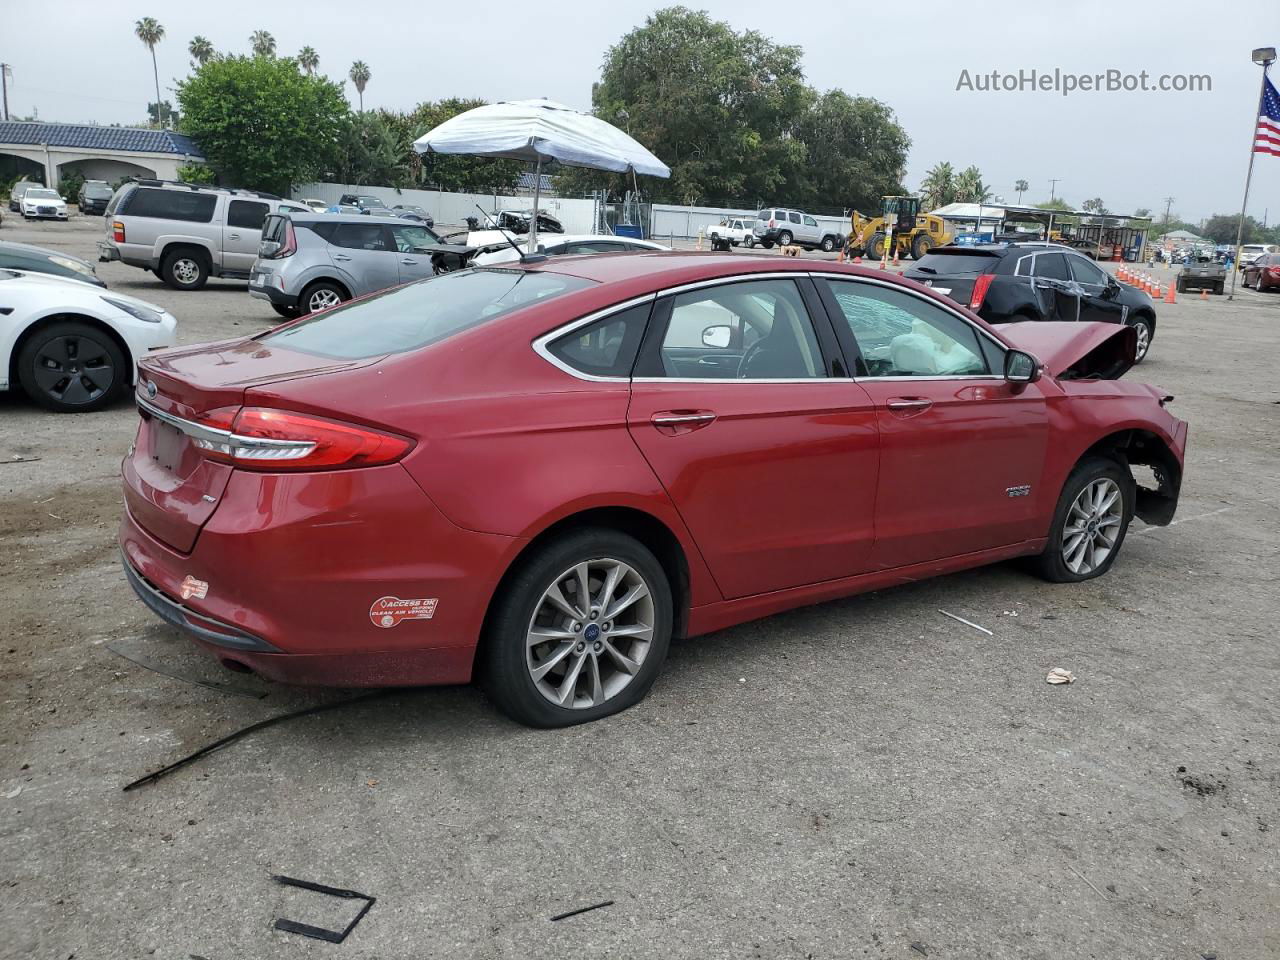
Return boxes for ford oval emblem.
[145,380,157,399]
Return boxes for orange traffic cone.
[853,255,863,264]
[878,258,887,270]
[892,249,900,267]
[1164,280,1177,304]
[1199,286,1208,300]
[1153,282,1162,299]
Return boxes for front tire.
[911,232,933,261]
[1129,315,1153,362]
[17,320,127,413]
[1034,457,1134,583]
[481,528,673,728]
[820,236,836,253]
[744,236,755,248]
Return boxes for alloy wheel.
[1061,478,1123,575]
[173,258,200,285]
[1133,321,1150,360]
[31,335,114,407]
[525,557,655,710]
[308,289,341,312]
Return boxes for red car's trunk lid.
[124,339,379,553]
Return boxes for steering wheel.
[736,340,764,378]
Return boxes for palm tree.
[250,30,276,58]
[188,36,214,67]
[135,18,166,128]
[349,61,371,111]
[297,46,319,76]
[953,165,991,204]
[919,161,955,210]
[1014,179,1029,204]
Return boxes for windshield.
[359,196,387,208]
[28,189,59,199]
[261,268,595,360]
[84,184,112,198]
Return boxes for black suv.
[904,243,1157,362]
[77,180,113,216]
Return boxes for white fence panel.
[293,183,597,233]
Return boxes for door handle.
[651,411,716,434]
[333,254,352,262]
[229,233,241,240]
[401,258,418,265]
[887,397,932,412]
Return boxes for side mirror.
[702,324,732,349]
[1005,349,1041,384]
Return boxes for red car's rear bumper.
[119,463,522,687]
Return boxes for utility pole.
[1049,178,1060,202]
[1162,196,1175,231]
[1,63,11,122]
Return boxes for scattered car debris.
[122,691,389,792]
[1046,668,1076,684]
[107,641,268,699]
[1068,864,1111,901]
[272,875,376,943]
[4,785,22,799]
[2,455,41,465]
[550,900,614,922]
[938,610,993,636]
[910,942,929,956]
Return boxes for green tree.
[1014,178,1029,203]
[560,7,813,205]
[1035,198,1073,212]
[1132,206,1151,218]
[298,46,319,76]
[1082,197,1107,215]
[330,112,411,187]
[789,90,908,213]
[1201,213,1266,245]
[176,162,216,184]
[177,55,349,195]
[919,161,956,210]
[250,31,276,57]
[188,36,214,67]
[953,165,990,203]
[147,100,177,126]
[349,61,371,111]
[135,18,166,128]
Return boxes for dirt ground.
[1,216,1278,959]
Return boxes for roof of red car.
[518,251,860,286]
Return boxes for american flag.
[1257,75,1280,158]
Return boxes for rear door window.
[227,199,269,230]
[122,187,217,222]
[788,212,802,224]
[262,269,595,359]
[1033,252,1071,280]
[331,223,390,251]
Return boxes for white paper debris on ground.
[938,610,993,636]
[1046,668,1076,685]
[4,785,23,799]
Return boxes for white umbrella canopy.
[412,98,670,251]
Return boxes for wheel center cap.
[584,623,601,643]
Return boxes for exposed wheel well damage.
[485,507,692,645]
[1079,429,1181,525]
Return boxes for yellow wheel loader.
[846,196,952,261]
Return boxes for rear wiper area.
[914,266,937,274]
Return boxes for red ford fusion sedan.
[120,253,1187,726]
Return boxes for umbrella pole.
[528,156,542,255]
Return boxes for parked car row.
[1241,252,1280,291]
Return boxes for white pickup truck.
[707,217,757,250]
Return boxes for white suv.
[98,179,303,290]
[752,207,843,252]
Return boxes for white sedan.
[470,234,669,266]
[0,270,177,412]
[20,187,69,221]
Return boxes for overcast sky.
[7,0,1279,223]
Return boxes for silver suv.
[752,207,844,252]
[249,213,475,317]
[98,179,303,290]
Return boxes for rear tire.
[271,303,300,319]
[778,230,793,247]
[17,320,127,413]
[1033,456,1134,583]
[481,528,673,728]
[299,281,347,315]
[160,249,209,290]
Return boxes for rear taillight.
[1268,266,1280,277]
[969,273,995,310]
[769,218,776,228]
[112,220,126,243]
[266,220,297,259]
[194,407,413,471]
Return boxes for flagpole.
[1230,59,1273,299]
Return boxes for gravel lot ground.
[1,216,1278,960]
